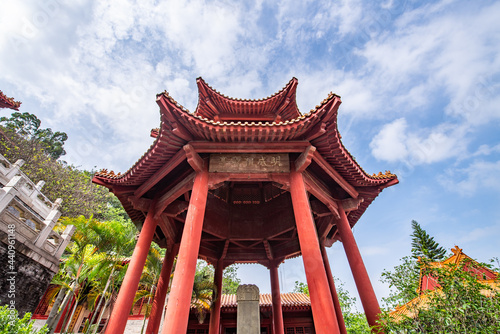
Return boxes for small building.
[33,290,314,334]
[390,246,500,319]
[187,293,314,334]
[0,155,74,316]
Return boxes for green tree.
[293,279,371,333]
[0,304,48,334]
[0,125,109,218]
[410,220,446,261]
[192,262,216,324]
[379,259,500,333]
[380,256,420,309]
[381,220,447,308]
[221,265,241,294]
[0,112,68,159]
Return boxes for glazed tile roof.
[390,246,500,320]
[219,292,311,309]
[93,78,398,227]
[195,77,301,122]
[0,90,21,110]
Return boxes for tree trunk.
[48,287,74,334]
[86,267,115,334]
[140,285,156,334]
[93,296,110,334]
[45,287,67,330]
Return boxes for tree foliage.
[293,279,371,333]
[410,220,446,261]
[0,122,110,218]
[379,259,500,333]
[380,256,421,309]
[0,112,67,159]
[381,220,447,308]
[0,304,48,334]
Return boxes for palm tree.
[191,263,216,324]
[131,246,163,334]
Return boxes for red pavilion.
[92,77,398,334]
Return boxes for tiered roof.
[93,77,397,240]
[195,77,300,122]
[0,91,21,110]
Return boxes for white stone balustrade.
[0,155,74,272]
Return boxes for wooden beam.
[163,200,189,217]
[190,141,310,153]
[159,214,177,245]
[155,173,195,218]
[303,171,340,218]
[341,197,364,212]
[264,240,273,260]
[220,240,230,260]
[295,145,316,173]
[134,149,187,198]
[184,144,204,173]
[312,151,359,199]
[111,185,137,194]
[128,196,152,212]
[310,199,332,217]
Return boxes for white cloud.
[371,119,469,165]
[440,160,500,196]
[370,118,408,162]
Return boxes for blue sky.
[1,0,499,310]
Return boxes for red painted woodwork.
[92,78,399,334]
[270,264,284,334]
[195,77,300,122]
[105,207,158,334]
[335,202,381,331]
[209,260,224,334]
[145,244,179,334]
[0,90,21,110]
[289,168,340,334]
[161,167,209,334]
[321,245,347,334]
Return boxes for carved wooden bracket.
[341,197,364,212]
[295,145,316,173]
[184,144,204,173]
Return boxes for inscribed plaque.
[209,154,290,173]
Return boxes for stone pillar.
[145,243,179,334]
[34,199,62,249]
[209,259,224,334]
[270,263,284,334]
[237,285,260,334]
[105,206,158,334]
[336,201,381,330]
[289,168,340,334]
[161,167,209,334]
[320,245,347,334]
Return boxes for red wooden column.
[289,168,341,334]
[209,260,224,334]
[105,206,158,334]
[270,262,284,334]
[161,167,209,334]
[145,243,179,334]
[336,201,382,330]
[320,245,347,334]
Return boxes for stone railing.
[0,156,74,265]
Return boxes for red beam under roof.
[92,78,398,237]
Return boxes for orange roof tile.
[219,293,311,309]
